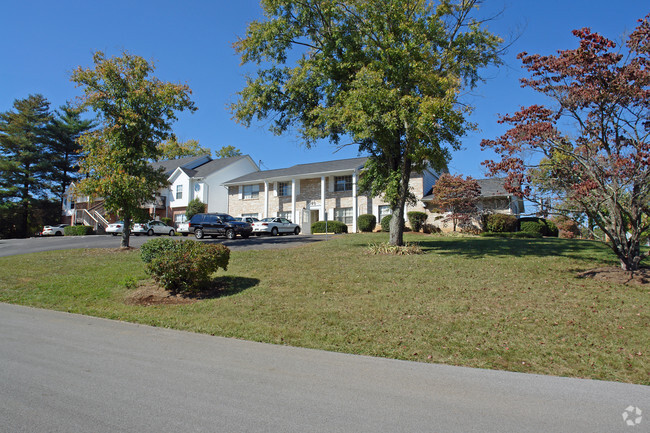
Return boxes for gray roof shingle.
[150,154,210,176]
[224,157,368,184]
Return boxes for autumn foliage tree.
[72,51,196,248]
[232,0,501,246]
[430,173,481,232]
[482,16,650,271]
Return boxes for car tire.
[195,228,204,239]
[294,227,300,235]
[271,227,278,236]
[182,233,188,237]
[241,233,250,239]
[55,231,63,236]
[147,229,154,236]
[134,233,140,236]
[112,233,118,236]
[255,233,261,236]
[225,228,236,240]
[169,230,175,236]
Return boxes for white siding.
[204,158,259,213]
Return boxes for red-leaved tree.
[481,16,649,271]
[430,173,481,232]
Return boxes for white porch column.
[264,181,269,219]
[291,178,296,222]
[320,176,326,220]
[352,171,358,233]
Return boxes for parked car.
[176,221,190,236]
[252,217,301,236]
[188,213,253,240]
[132,220,176,236]
[106,221,128,236]
[42,224,67,236]
[234,216,259,224]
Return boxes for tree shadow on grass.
[415,236,617,264]
[193,276,260,299]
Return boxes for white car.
[177,222,190,236]
[132,220,176,236]
[42,224,67,236]
[252,217,300,236]
[106,221,128,236]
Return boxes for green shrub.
[518,217,558,237]
[140,237,179,263]
[407,211,428,232]
[146,240,230,294]
[186,198,206,220]
[422,223,441,234]
[380,215,392,232]
[64,225,94,236]
[311,220,348,234]
[357,214,377,232]
[480,231,541,238]
[161,217,173,227]
[519,221,546,236]
[485,214,518,233]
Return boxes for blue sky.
[1,0,646,177]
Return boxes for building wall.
[228,173,429,231]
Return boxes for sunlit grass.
[0,234,647,384]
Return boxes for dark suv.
[188,213,253,240]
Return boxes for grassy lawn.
[0,233,647,385]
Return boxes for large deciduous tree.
[0,94,53,238]
[215,145,242,159]
[481,16,650,271]
[158,137,210,159]
[71,51,196,248]
[232,0,501,245]
[430,173,481,232]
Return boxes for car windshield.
[260,218,275,222]
[221,215,236,222]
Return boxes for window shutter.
[328,176,334,192]
[294,180,300,196]
[238,185,243,200]
[273,182,278,197]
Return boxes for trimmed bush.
[140,237,179,263]
[144,240,230,294]
[64,225,94,236]
[161,217,173,227]
[517,217,558,237]
[407,211,428,232]
[186,198,206,220]
[485,214,518,233]
[357,214,377,232]
[380,215,392,232]
[311,220,348,234]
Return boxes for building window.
[334,175,353,192]
[176,185,183,200]
[277,182,291,196]
[243,184,259,200]
[174,213,186,224]
[378,205,391,221]
[277,211,292,220]
[334,207,353,225]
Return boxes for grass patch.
[0,234,648,384]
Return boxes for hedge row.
[64,225,94,236]
[311,220,348,234]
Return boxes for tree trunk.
[388,161,413,246]
[121,212,131,249]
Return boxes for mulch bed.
[577,267,650,285]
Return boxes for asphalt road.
[0,233,327,257]
[1,303,647,433]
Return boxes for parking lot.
[0,233,329,258]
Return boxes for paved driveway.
[1,303,648,433]
[0,233,328,257]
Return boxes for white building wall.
[168,172,190,209]
[204,157,259,213]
